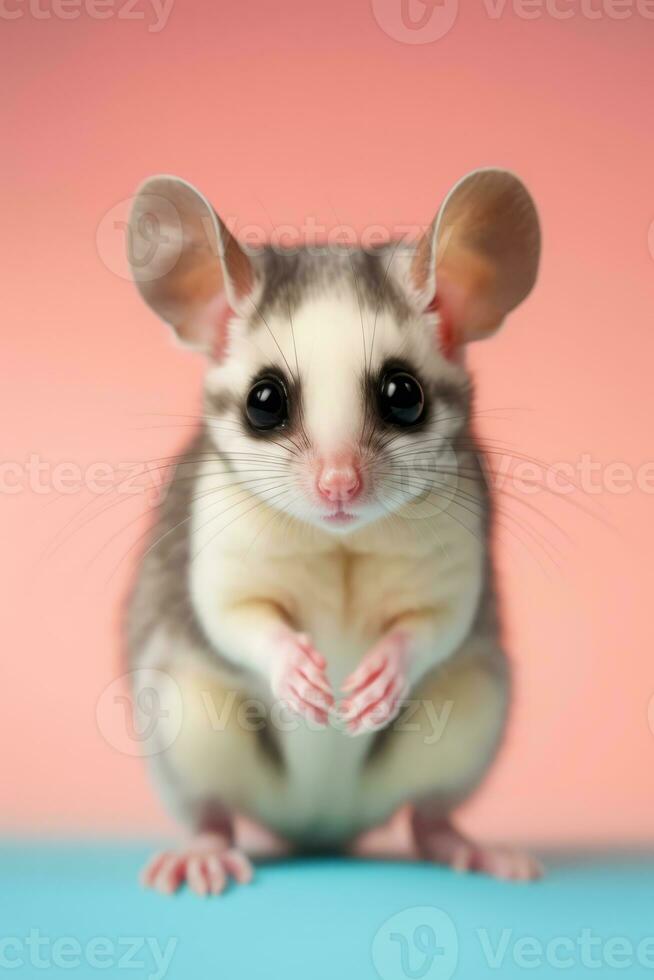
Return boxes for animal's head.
[128,170,540,533]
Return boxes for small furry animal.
[125,169,542,895]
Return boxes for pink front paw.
[270,632,334,726]
[341,632,410,736]
[141,834,254,896]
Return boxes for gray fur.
[124,246,504,844]
[251,243,413,324]
[125,431,222,666]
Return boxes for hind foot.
[412,811,543,881]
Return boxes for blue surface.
[1,845,654,979]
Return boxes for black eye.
[246,376,288,431]
[378,371,425,427]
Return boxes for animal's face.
[128,170,540,534]
[203,251,470,533]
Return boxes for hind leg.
[132,650,282,896]
[359,649,542,880]
[411,811,542,880]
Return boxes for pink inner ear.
[210,293,234,361]
[427,294,456,361]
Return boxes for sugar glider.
[125,168,542,894]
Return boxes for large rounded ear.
[411,169,541,344]
[127,175,256,354]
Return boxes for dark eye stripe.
[360,359,470,445]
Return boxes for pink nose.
[317,459,362,504]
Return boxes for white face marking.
[289,295,386,454]
[204,285,469,535]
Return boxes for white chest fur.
[187,459,486,841]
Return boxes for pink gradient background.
[1,0,653,844]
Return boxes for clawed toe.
[141,840,254,896]
[412,814,543,882]
[450,842,543,880]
